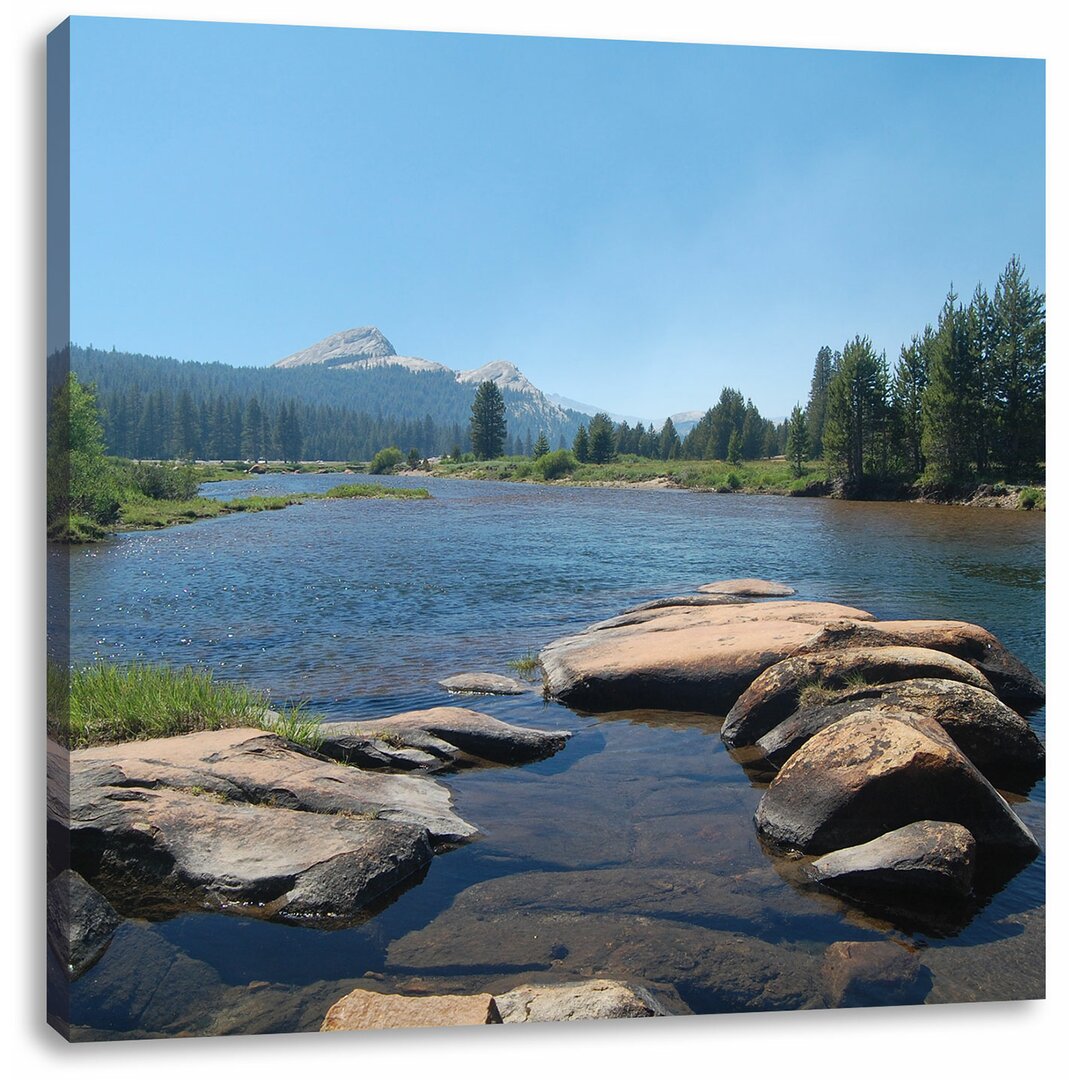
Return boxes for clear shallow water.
[52,477,1045,1035]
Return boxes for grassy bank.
[47,661,325,751]
[73,479,432,536]
[432,454,830,495]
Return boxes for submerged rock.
[698,578,796,597]
[754,708,1039,862]
[808,821,977,903]
[60,729,478,923]
[319,707,570,768]
[438,672,531,695]
[756,678,1044,789]
[540,600,876,713]
[47,869,121,978]
[494,979,679,1022]
[820,941,926,1008]
[621,595,743,614]
[321,988,501,1031]
[722,647,993,748]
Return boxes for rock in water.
[753,708,1039,862]
[722,647,994,748]
[540,600,876,713]
[756,678,1044,789]
[820,941,926,1008]
[47,869,121,978]
[60,729,479,923]
[437,672,531,695]
[321,989,501,1030]
[494,979,678,1022]
[620,595,743,613]
[319,707,570,768]
[808,820,977,903]
[697,579,796,597]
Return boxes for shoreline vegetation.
[47,660,326,751]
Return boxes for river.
[51,475,1046,1034]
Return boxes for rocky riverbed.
[48,577,1045,1036]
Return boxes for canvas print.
[46,16,1046,1040]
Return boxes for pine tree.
[658,417,679,460]
[572,424,589,462]
[786,403,809,477]
[469,381,507,460]
[893,328,931,477]
[823,336,887,493]
[533,432,551,458]
[805,346,836,459]
[726,427,743,465]
[921,290,975,487]
[587,412,616,464]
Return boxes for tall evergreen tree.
[805,346,836,459]
[786,403,809,477]
[533,431,551,458]
[587,412,616,464]
[658,417,680,460]
[572,424,589,462]
[823,336,887,493]
[469,380,507,460]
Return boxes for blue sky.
[64,16,1044,419]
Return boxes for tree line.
[807,256,1044,494]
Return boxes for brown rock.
[698,578,796,597]
[621,595,743,614]
[47,869,121,978]
[809,820,977,902]
[494,979,678,1022]
[821,941,925,1008]
[438,672,531,695]
[540,600,876,713]
[321,988,501,1030]
[320,707,570,768]
[723,647,994,748]
[754,708,1039,861]
[757,678,1045,789]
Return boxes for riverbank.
[53,482,431,542]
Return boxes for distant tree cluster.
[817,257,1044,494]
[680,390,786,462]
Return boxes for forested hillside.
[67,345,590,461]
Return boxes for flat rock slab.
[60,729,480,923]
[757,678,1044,789]
[821,941,926,1008]
[809,820,977,903]
[494,979,678,1022]
[47,869,121,978]
[438,672,531,695]
[722,647,994,748]
[698,579,796,597]
[540,600,876,713]
[321,988,501,1030]
[755,708,1039,862]
[621,595,742,613]
[320,707,570,768]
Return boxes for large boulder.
[698,579,796,597]
[61,728,478,923]
[540,600,876,713]
[321,989,501,1030]
[756,678,1045,789]
[791,619,1044,710]
[319,707,570,768]
[494,979,678,1022]
[722,648,994,748]
[808,820,977,903]
[47,869,121,978]
[754,708,1039,862]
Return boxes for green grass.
[1019,486,1045,511]
[47,514,112,543]
[118,496,227,529]
[507,652,542,679]
[223,495,304,512]
[432,454,829,495]
[317,483,431,500]
[48,661,325,752]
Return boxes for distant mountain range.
[274,326,703,435]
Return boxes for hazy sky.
[65,16,1044,419]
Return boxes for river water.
[52,476,1046,1035]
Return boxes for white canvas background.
[3,2,1076,1076]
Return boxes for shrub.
[727,471,742,490]
[370,447,404,474]
[121,461,201,501]
[536,449,577,480]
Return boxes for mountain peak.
[456,360,536,395]
[274,326,398,369]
